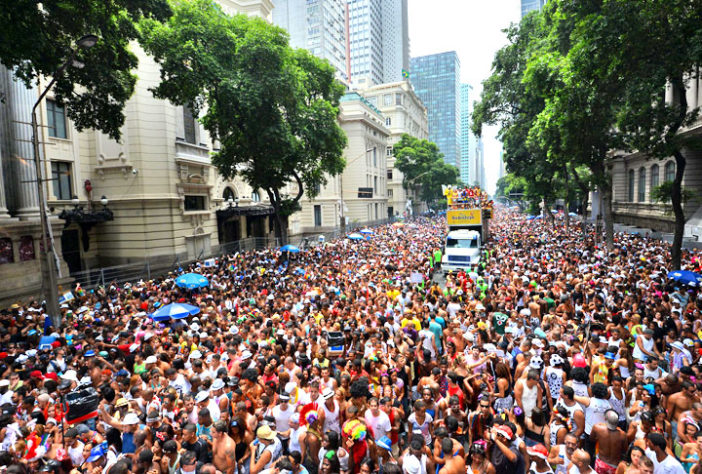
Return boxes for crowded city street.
[2,207,702,474]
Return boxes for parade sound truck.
[439,186,492,274]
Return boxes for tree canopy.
[0,0,171,140]
[140,0,347,242]
[393,134,459,206]
[473,0,702,266]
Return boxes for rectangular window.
[374,176,378,194]
[395,93,403,105]
[51,161,73,200]
[183,105,196,144]
[184,195,206,211]
[628,170,635,202]
[313,205,322,227]
[373,148,377,167]
[386,146,393,157]
[47,99,67,139]
[388,189,393,198]
[387,169,393,180]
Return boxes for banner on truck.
[447,209,482,226]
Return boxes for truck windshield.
[446,238,478,249]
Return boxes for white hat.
[62,370,78,382]
[190,323,200,331]
[145,355,158,364]
[200,332,209,339]
[230,326,239,335]
[241,350,252,361]
[211,379,225,391]
[144,332,154,342]
[322,388,335,400]
[190,350,202,360]
[129,344,139,353]
[0,380,9,387]
[529,356,544,369]
[195,391,209,403]
[284,381,297,395]
[123,412,140,425]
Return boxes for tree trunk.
[601,182,615,251]
[266,188,287,246]
[564,165,570,230]
[545,201,556,227]
[669,77,689,270]
[671,150,687,269]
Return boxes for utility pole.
[32,34,98,327]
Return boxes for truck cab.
[441,229,481,274]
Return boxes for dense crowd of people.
[1,208,702,474]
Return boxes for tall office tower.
[381,0,410,83]
[347,0,384,87]
[272,0,348,81]
[346,0,409,87]
[410,52,461,169]
[521,0,546,17]
[459,83,472,185]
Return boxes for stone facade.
[290,92,389,235]
[361,81,428,217]
[610,77,702,235]
[0,0,275,306]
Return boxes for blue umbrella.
[526,215,536,220]
[151,303,200,322]
[568,212,578,217]
[348,233,364,240]
[280,244,300,253]
[667,270,702,287]
[175,273,209,289]
[359,228,374,234]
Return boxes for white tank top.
[521,380,538,418]
[322,400,341,433]
[633,336,654,361]
[572,381,589,398]
[585,398,611,434]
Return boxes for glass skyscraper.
[459,83,472,185]
[521,0,546,17]
[410,52,461,169]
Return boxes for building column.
[0,67,40,219]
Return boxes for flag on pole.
[401,69,409,79]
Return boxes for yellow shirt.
[401,317,421,331]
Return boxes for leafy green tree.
[392,134,459,206]
[140,0,346,243]
[0,0,171,140]
[601,0,702,269]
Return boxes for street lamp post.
[33,34,98,328]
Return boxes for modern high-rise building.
[521,0,546,17]
[272,0,348,81]
[381,0,410,83]
[347,0,384,87]
[347,0,409,87]
[410,52,461,169]
[459,83,472,185]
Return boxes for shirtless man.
[212,420,237,474]
[589,410,627,474]
[568,450,595,474]
[437,438,465,474]
[667,381,699,439]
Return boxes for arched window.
[222,187,236,202]
[638,168,646,202]
[251,190,261,202]
[664,161,676,182]
[650,164,659,190]
[628,170,635,202]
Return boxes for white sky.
[408,0,521,194]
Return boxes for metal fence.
[69,217,397,289]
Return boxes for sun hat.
[527,444,548,460]
[256,425,276,440]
